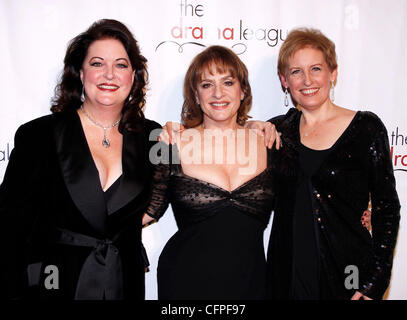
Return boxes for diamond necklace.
[80,105,121,148]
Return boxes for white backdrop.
[0,0,405,300]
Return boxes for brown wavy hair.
[181,46,252,128]
[51,19,148,132]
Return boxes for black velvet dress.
[147,147,275,300]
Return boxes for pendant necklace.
[302,117,323,137]
[80,105,121,148]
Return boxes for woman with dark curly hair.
[0,19,161,300]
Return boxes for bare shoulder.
[244,128,267,157]
[180,127,201,138]
[178,127,202,148]
[248,127,266,146]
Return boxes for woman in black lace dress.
[143,46,276,299]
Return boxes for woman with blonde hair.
[262,28,400,300]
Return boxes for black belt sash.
[56,228,124,300]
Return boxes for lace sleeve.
[145,156,171,221]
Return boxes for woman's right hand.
[159,121,185,145]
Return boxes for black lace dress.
[147,147,275,300]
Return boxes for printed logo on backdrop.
[155,0,287,54]
[0,143,11,163]
[390,127,407,172]
[0,142,12,180]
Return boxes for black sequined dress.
[267,109,400,300]
[147,147,274,300]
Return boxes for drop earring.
[330,80,335,102]
[80,80,85,102]
[284,87,289,107]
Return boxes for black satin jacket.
[0,108,161,299]
[267,108,400,300]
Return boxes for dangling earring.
[330,80,335,102]
[80,78,85,102]
[284,87,289,107]
[81,86,85,102]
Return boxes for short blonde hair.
[182,46,252,128]
[278,28,338,76]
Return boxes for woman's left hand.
[361,210,372,231]
[351,291,373,300]
[246,120,282,149]
[142,213,156,227]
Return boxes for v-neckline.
[293,110,361,181]
[103,174,122,193]
[298,110,360,152]
[75,110,123,192]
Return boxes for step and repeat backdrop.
[0,0,406,299]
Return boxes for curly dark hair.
[51,19,148,132]
[181,45,252,128]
